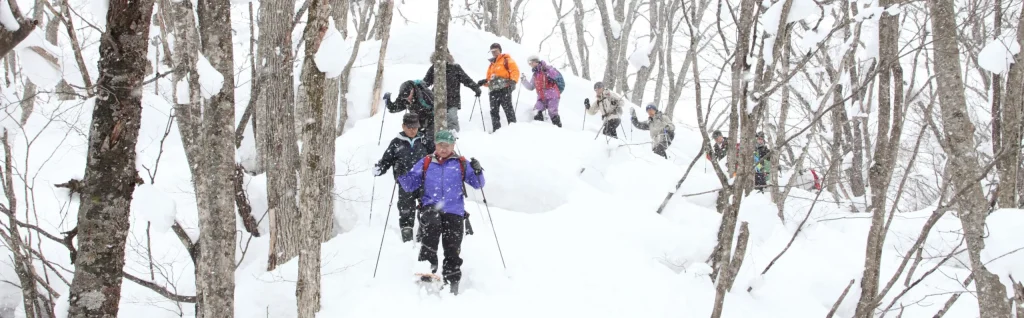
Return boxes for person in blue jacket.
[398,130,485,295]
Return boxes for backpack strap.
[420,155,469,198]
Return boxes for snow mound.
[978,33,1021,74]
[130,184,178,234]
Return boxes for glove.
[477,79,487,86]
[584,98,591,109]
[383,92,391,102]
[469,158,483,174]
[474,87,482,97]
[630,108,637,117]
[372,165,383,177]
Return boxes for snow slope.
[2,2,1022,318]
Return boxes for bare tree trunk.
[930,0,1012,316]
[497,0,511,38]
[997,3,1024,209]
[19,0,46,124]
[297,0,334,316]
[595,0,620,90]
[0,0,37,59]
[552,0,578,76]
[368,0,394,116]
[66,0,155,316]
[331,0,348,38]
[434,0,450,133]
[628,0,661,105]
[571,0,590,79]
[336,4,374,136]
[195,0,237,316]
[258,0,301,270]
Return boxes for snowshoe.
[414,273,445,295]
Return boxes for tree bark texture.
[257,0,301,270]
[297,0,334,316]
[368,0,393,116]
[571,0,589,80]
[335,3,374,136]
[433,0,450,133]
[628,0,661,105]
[595,0,620,91]
[997,4,1024,208]
[0,0,37,59]
[67,0,155,317]
[195,0,237,316]
[929,0,1012,316]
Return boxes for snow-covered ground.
[0,1,1022,317]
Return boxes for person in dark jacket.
[423,50,482,133]
[398,130,485,295]
[708,130,729,161]
[754,131,772,192]
[373,113,436,242]
[384,80,436,142]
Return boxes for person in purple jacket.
[521,55,563,127]
[398,129,485,295]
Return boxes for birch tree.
[195,0,237,315]
[930,0,1012,316]
[66,0,156,316]
[996,7,1024,208]
[296,0,334,315]
[434,0,450,133]
[369,0,394,116]
[257,0,302,270]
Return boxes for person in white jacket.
[584,82,624,138]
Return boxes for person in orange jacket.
[476,43,520,132]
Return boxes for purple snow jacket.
[398,154,485,216]
[521,61,561,116]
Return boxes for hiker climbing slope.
[373,113,435,242]
[585,82,623,138]
[423,50,482,132]
[631,103,676,158]
[520,55,564,127]
[385,80,436,142]
[477,43,520,132]
[398,130,485,295]
[754,131,772,192]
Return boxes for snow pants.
[652,130,675,158]
[447,106,460,132]
[397,187,420,242]
[755,172,768,192]
[488,87,517,131]
[602,118,621,138]
[418,207,466,284]
[533,98,562,127]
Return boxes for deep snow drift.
[1,2,1021,318]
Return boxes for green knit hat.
[435,130,456,144]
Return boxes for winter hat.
[645,103,658,112]
[593,82,605,90]
[756,131,765,139]
[490,43,502,52]
[402,113,420,127]
[712,130,722,138]
[435,130,456,144]
[527,55,540,63]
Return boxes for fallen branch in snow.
[825,279,855,318]
[655,146,706,214]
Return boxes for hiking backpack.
[411,80,434,110]
[547,67,566,93]
[421,155,468,198]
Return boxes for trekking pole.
[469,97,479,122]
[376,108,387,146]
[372,183,398,278]
[514,87,522,114]
[478,188,507,270]
[594,121,607,140]
[477,97,486,132]
[369,178,377,224]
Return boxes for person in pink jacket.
[521,55,563,127]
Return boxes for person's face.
[595,87,604,95]
[757,137,765,145]
[647,108,656,117]
[435,142,454,158]
[715,136,724,144]
[402,124,419,137]
[528,60,538,68]
[490,48,501,58]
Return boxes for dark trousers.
[488,88,516,131]
[653,131,674,158]
[396,188,419,229]
[755,172,768,191]
[603,118,621,138]
[418,207,466,284]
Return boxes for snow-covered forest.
[0,0,1021,317]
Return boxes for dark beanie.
[490,43,502,51]
[402,113,420,127]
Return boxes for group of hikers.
[706,130,773,192]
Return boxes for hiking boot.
[533,112,544,121]
[551,115,562,127]
[450,282,462,296]
[401,227,414,242]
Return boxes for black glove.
[476,79,487,86]
[469,158,483,174]
[474,87,482,97]
[383,92,391,102]
[584,98,591,109]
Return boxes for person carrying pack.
[630,103,676,158]
[384,80,436,142]
[585,81,623,138]
[423,50,482,132]
[753,131,772,192]
[398,130,485,295]
[477,43,520,132]
[520,55,563,127]
[707,130,729,162]
[372,113,435,242]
